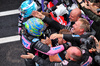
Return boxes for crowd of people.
[18,0,100,66]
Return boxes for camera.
[97,8,100,13]
[80,37,95,49]
[51,38,58,46]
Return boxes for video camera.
[51,38,58,46]
[80,37,95,49]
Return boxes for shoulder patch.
[72,35,80,37]
[32,38,39,42]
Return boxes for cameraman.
[20,46,92,66]
[80,35,100,66]
[88,36,100,66]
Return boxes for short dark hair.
[59,29,72,34]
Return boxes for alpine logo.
[53,47,61,50]
[72,35,80,37]
[22,39,28,48]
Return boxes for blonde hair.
[78,18,90,32]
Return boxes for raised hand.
[32,11,45,19]
[90,35,100,53]
[21,53,35,59]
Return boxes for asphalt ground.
[0,41,25,66]
[0,0,26,66]
[0,0,23,11]
[0,14,18,38]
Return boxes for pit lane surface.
[0,0,26,66]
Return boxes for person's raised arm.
[32,11,65,31]
[21,53,35,59]
[21,53,62,66]
[32,11,45,19]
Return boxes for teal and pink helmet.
[19,0,37,18]
[23,17,46,36]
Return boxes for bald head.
[66,46,82,61]
[72,8,81,17]
[69,8,81,22]
[67,47,82,56]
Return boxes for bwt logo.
[53,47,61,50]
[22,39,29,48]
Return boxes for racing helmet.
[19,0,37,18]
[23,17,46,36]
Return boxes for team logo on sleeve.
[32,38,39,42]
[72,35,80,37]
[53,47,61,50]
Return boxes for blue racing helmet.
[19,0,37,18]
[23,17,46,36]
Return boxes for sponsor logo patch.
[22,39,28,47]
[32,38,39,42]
[53,47,61,50]
[72,35,80,37]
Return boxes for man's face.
[71,21,82,34]
[69,12,79,22]
[65,47,82,61]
